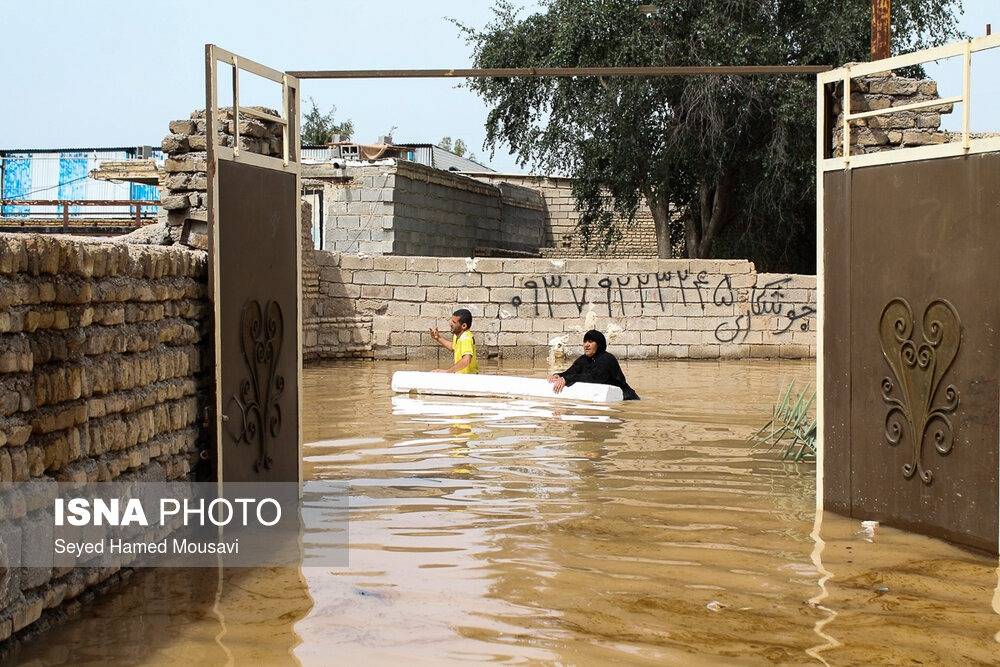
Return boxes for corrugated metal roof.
[407,145,433,167]
[397,144,495,173]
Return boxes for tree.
[438,136,478,162]
[456,0,962,270]
[301,98,354,145]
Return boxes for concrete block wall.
[321,164,396,255]
[302,202,374,361]
[393,163,500,256]
[495,182,547,254]
[469,174,661,259]
[0,234,209,642]
[321,162,545,257]
[306,252,815,362]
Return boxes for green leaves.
[461,0,962,269]
[301,98,354,146]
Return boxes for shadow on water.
[6,566,311,666]
[7,358,1000,665]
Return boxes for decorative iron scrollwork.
[225,299,284,472]
[878,298,961,484]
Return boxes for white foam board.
[390,371,624,403]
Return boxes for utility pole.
[871,0,891,60]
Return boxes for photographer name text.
[54,537,240,557]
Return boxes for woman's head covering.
[583,329,607,354]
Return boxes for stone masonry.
[832,73,954,156]
[303,251,815,363]
[156,107,285,250]
[301,201,374,360]
[0,234,209,644]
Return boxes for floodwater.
[7,359,1000,665]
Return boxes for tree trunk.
[685,171,733,259]
[645,172,733,259]
[644,187,673,259]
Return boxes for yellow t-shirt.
[453,330,479,374]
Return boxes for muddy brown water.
[7,360,999,665]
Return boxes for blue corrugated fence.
[2,155,31,216]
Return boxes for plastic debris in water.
[354,587,387,600]
[707,600,723,612]
[858,520,879,542]
[874,585,889,595]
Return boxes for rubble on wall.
[831,74,954,156]
[117,221,174,246]
[157,108,285,250]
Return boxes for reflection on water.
[807,512,840,665]
[8,359,1000,664]
[6,567,311,665]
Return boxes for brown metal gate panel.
[823,172,853,515]
[824,153,1000,552]
[218,160,300,483]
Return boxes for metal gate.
[206,46,302,484]
[818,36,1000,552]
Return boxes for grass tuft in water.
[747,380,816,462]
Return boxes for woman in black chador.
[548,329,640,400]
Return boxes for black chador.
[557,330,640,400]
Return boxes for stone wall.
[468,174,662,259]
[319,162,545,257]
[832,74,954,157]
[305,252,815,362]
[153,107,285,250]
[0,234,209,642]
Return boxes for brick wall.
[319,164,394,255]
[320,162,545,257]
[304,252,815,362]
[469,174,662,259]
[0,234,209,642]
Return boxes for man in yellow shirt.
[429,308,479,374]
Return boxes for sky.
[923,2,1000,134]
[1,0,996,174]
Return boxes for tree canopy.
[438,136,477,161]
[457,0,963,270]
[301,98,354,145]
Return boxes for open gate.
[818,36,1000,552]
[205,46,302,484]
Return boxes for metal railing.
[818,33,1000,171]
[0,199,159,225]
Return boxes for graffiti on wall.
[509,272,815,343]
[712,276,816,343]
